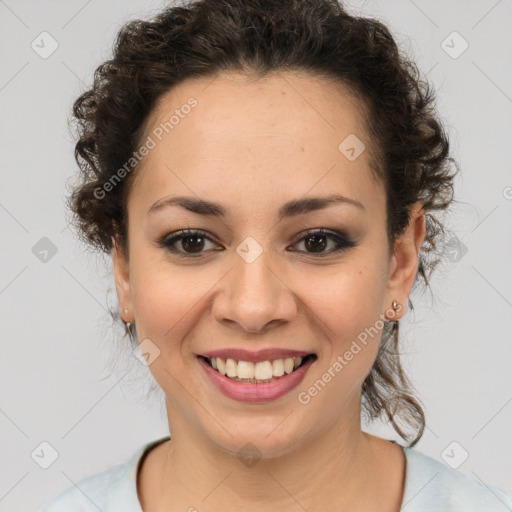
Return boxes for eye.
[289,228,357,256]
[157,229,220,257]
[157,228,356,258]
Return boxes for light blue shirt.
[39,436,512,511]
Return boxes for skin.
[112,70,426,511]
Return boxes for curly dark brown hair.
[67,0,459,447]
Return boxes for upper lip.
[198,348,315,363]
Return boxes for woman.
[40,0,512,510]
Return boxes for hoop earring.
[122,306,132,334]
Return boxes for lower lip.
[197,356,316,402]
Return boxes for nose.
[211,247,297,334]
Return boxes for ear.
[112,236,133,322]
[385,202,426,319]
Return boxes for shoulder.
[37,437,170,512]
[402,446,512,511]
[37,453,141,512]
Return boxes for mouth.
[196,352,318,403]
[197,353,317,383]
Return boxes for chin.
[207,417,310,462]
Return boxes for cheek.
[299,252,389,379]
[294,267,387,416]
[304,260,387,338]
[129,249,204,344]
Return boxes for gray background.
[1,0,511,510]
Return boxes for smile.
[201,354,316,382]
[197,352,317,402]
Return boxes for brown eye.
[290,229,356,256]
[304,233,328,253]
[180,234,206,253]
[158,230,218,256]
[158,228,356,258]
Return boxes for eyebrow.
[148,194,365,221]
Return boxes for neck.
[147,395,385,511]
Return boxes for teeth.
[225,358,238,378]
[254,361,273,380]
[284,358,294,374]
[272,359,284,377]
[207,356,308,381]
[237,360,255,379]
[217,357,226,375]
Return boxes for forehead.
[129,71,383,218]
[142,70,370,155]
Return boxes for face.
[113,71,425,459]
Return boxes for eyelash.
[157,228,357,258]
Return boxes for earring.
[386,299,401,321]
[123,306,132,335]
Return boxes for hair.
[67,0,459,447]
